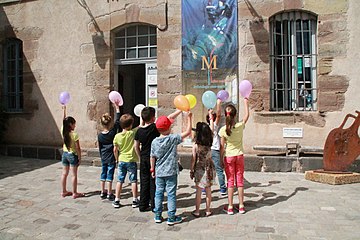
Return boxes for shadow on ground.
[0,156,58,179]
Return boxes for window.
[3,38,23,112]
[270,11,317,111]
[114,25,157,60]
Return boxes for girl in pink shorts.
[219,98,249,215]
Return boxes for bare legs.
[193,186,212,216]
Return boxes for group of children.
[60,95,249,225]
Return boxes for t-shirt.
[134,123,160,158]
[63,131,79,154]
[98,112,121,164]
[211,122,220,151]
[113,128,138,163]
[150,134,182,177]
[219,121,245,157]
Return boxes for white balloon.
[134,104,146,117]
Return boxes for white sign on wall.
[283,128,303,138]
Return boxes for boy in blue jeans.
[150,112,192,225]
[112,114,139,208]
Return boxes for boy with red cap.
[150,111,193,225]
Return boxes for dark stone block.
[245,155,263,172]
[23,147,38,158]
[263,156,295,172]
[38,148,55,160]
[0,145,7,155]
[8,146,22,157]
[300,156,323,172]
[55,148,62,160]
[87,148,100,157]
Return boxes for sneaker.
[100,192,107,199]
[132,198,139,208]
[112,200,120,208]
[107,193,115,201]
[220,188,227,197]
[223,205,234,215]
[202,188,206,195]
[235,205,246,214]
[154,214,162,223]
[167,216,183,226]
[139,206,152,212]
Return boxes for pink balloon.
[108,91,124,106]
[239,80,252,98]
[59,91,70,105]
[217,90,229,101]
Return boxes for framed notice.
[283,128,303,138]
[148,86,157,99]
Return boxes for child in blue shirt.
[150,112,192,226]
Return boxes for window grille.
[270,11,317,111]
[114,25,157,60]
[3,38,23,112]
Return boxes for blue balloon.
[202,91,217,109]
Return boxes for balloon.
[185,94,197,109]
[108,91,123,106]
[59,91,70,105]
[134,104,145,117]
[202,90,217,109]
[217,90,229,101]
[239,80,252,98]
[174,95,190,112]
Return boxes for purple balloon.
[239,80,252,98]
[217,90,229,101]
[59,91,70,105]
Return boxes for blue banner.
[182,0,238,89]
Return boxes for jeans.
[117,162,138,183]
[61,152,79,167]
[154,174,177,218]
[100,162,115,182]
[139,157,155,211]
[212,150,226,190]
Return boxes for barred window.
[114,25,157,61]
[270,11,317,111]
[3,38,23,112]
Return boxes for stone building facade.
[0,0,359,156]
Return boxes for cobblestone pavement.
[1,156,360,240]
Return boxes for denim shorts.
[100,163,115,182]
[62,152,79,167]
[117,162,137,183]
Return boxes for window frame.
[3,38,23,113]
[269,11,318,112]
[114,24,157,62]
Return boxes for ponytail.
[224,105,237,136]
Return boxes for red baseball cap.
[156,116,174,131]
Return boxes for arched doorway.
[113,24,157,126]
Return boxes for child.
[150,111,193,226]
[98,101,121,201]
[190,122,215,218]
[219,98,249,215]
[112,114,139,208]
[134,108,182,212]
[61,105,84,199]
[206,98,227,196]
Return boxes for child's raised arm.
[168,109,182,120]
[242,98,249,124]
[181,112,192,140]
[62,105,67,120]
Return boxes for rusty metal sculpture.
[323,110,360,172]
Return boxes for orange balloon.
[174,95,190,112]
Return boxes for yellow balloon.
[174,95,190,112]
[185,94,197,109]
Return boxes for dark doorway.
[118,64,146,127]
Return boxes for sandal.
[205,211,213,217]
[191,210,201,218]
[61,191,72,198]
[72,193,85,199]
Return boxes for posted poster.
[182,0,238,90]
